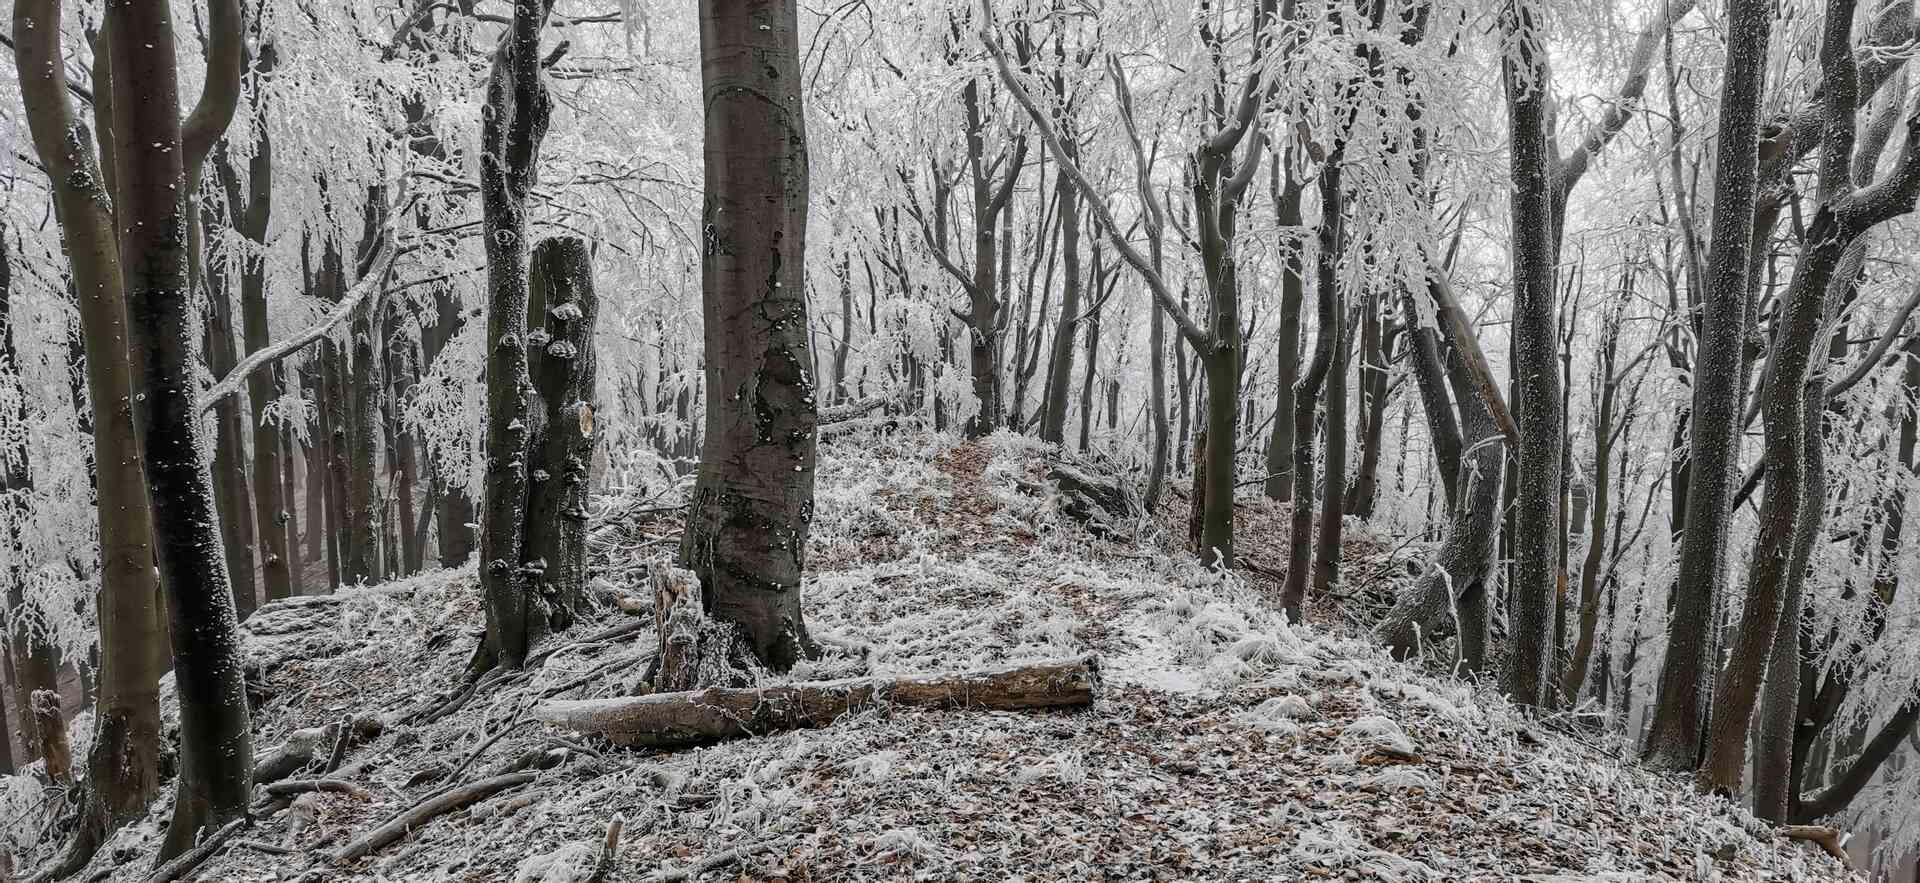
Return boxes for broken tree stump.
[30,690,70,784]
[649,561,758,693]
[538,655,1100,749]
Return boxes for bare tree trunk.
[1500,0,1564,709]
[1312,296,1350,592]
[1283,161,1341,621]
[1564,288,1628,700]
[678,0,820,673]
[204,265,258,619]
[106,0,253,857]
[13,0,167,867]
[1349,290,1387,518]
[1645,0,1773,767]
[476,0,555,672]
[218,64,291,601]
[1041,165,1082,446]
[1264,155,1305,502]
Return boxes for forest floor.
[7,428,1856,881]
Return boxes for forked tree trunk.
[680,0,820,673]
[1282,161,1341,622]
[107,0,252,857]
[476,0,556,672]
[14,0,167,867]
[524,237,599,632]
[1041,165,1083,446]
[1645,0,1773,767]
[1349,290,1387,519]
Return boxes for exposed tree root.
[144,817,247,883]
[330,771,538,865]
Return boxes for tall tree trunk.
[1313,298,1350,591]
[204,262,258,619]
[107,0,252,857]
[1564,291,1627,700]
[219,72,292,601]
[476,0,556,671]
[1349,290,1387,518]
[1500,0,1564,709]
[1263,155,1305,502]
[1041,166,1082,445]
[1283,161,1342,621]
[1645,0,1773,767]
[13,0,166,866]
[679,0,820,673]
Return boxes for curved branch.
[1825,280,1920,399]
[196,197,404,414]
[980,8,1206,349]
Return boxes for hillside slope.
[10,430,1854,881]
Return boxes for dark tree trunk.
[1645,0,1773,767]
[1349,289,1387,518]
[218,73,292,601]
[106,0,252,857]
[323,337,350,590]
[476,0,555,671]
[524,237,599,632]
[429,287,477,569]
[679,0,820,673]
[1282,161,1341,621]
[1041,165,1082,446]
[9,11,170,840]
[1402,295,1461,510]
[1500,0,1564,709]
[1312,295,1350,592]
[204,264,257,619]
[1264,156,1306,502]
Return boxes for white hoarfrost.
[2,429,1863,882]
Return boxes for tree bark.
[13,0,166,864]
[1282,161,1341,621]
[476,0,555,671]
[1264,154,1306,502]
[1041,164,1083,446]
[219,70,293,602]
[106,0,253,858]
[1499,0,1564,709]
[540,656,1100,749]
[1644,0,1774,768]
[1312,293,1350,592]
[524,237,598,633]
[1,234,60,766]
[679,0,820,674]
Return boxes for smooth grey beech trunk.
[679,0,820,673]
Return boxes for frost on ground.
[2,429,1856,881]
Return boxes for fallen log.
[537,655,1100,749]
[263,779,371,801]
